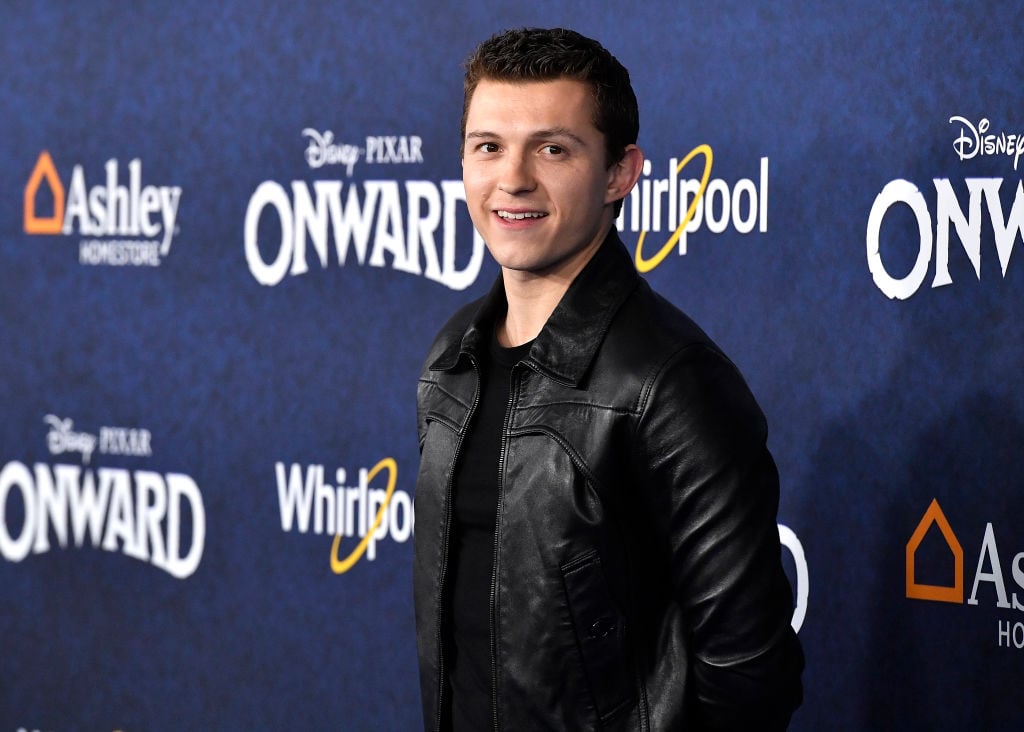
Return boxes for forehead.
[465,78,597,132]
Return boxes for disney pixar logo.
[949,116,1024,170]
[302,129,423,176]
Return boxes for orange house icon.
[906,498,964,603]
[24,151,65,234]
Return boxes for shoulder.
[416,295,489,441]
[595,278,722,390]
[605,280,766,438]
[618,279,715,350]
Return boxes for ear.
[605,144,644,204]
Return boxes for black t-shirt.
[446,329,533,731]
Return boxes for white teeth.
[497,210,546,220]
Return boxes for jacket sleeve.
[632,342,804,730]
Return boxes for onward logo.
[0,415,205,579]
[866,116,1024,299]
[23,151,182,266]
[906,498,1024,648]
[246,129,478,288]
[244,176,484,290]
[867,178,1023,299]
[0,462,205,579]
[616,145,769,273]
[275,458,413,574]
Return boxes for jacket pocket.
[561,550,636,724]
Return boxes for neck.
[496,228,608,347]
[496,273,566,347]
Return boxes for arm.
[633,343,804,730]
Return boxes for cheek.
[462,169,490,198]
[563,180,605,214]
[461,179,486,207]
[568,167,607,196]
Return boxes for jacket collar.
[430,228,641,387]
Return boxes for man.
[413,27,803,731]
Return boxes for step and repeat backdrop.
[2,2,1023,730]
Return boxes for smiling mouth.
[496,210,548,220]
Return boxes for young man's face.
[462,77,638,281]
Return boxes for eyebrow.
[465,127,589,148]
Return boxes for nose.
[497,152,536,195]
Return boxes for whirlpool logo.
[616,144,770,273]
[275,457,413,574]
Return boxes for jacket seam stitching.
[419,380,472,412]
[512,401,636,415]
[517,425,603,491]
[422,411,461,435]
[632,341,718,438]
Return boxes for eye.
[477,142,500,153]
[541,144,565,155]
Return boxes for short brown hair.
[461,28,640,168]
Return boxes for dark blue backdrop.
[2,2,1023,729]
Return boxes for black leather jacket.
[414,231,803,731]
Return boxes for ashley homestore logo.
[23,150,182,266]
[906,498,1024,649]
[906,498,964,602]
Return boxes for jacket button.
[589,619,613,639]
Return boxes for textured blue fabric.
[1,2,1023,729]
